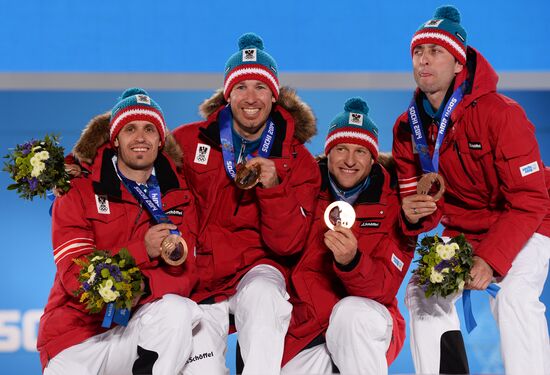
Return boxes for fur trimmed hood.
[199,86,317,143]
[72,111,183,168]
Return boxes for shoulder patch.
[519,161,540,177]
[391,253,404,272]
[95,194,110,214]
[194,143,211,165]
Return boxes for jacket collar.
[91,146,180,199]
[198,105,288,158]
[319,158,385,205]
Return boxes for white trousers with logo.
[281,296,393,375]
[183,264,292,375]
[406,233,550,375]
[44,294,202,375]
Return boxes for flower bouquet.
[3,134,70,200]
[413,234,474,298]
[73,248,144,326]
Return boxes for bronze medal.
[160,234,188,266]
[323,201,356,230]
[235,163,261,190]
[417,172,445,201]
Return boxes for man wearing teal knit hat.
[173,33,320,374]
[392,5,550,374]
[281,97,415,374]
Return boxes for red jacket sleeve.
[333,223,414,306]
[392,117,443,235]
[474,103,548,276]
[256,144,321,256]
[51,185,97,299]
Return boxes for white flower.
[98,279,119,302]
[88,271,96,284]
[441,268,450,273]
[29,153,46,177]
[90,256,104,262]
[106,258,112,264]
[436,244,456,260]
[87,264,94,273]
[30,163,45,177]
[449,242,460,251]
[430,268,444,283]
[458,280,465,290]
[35,151,49,161]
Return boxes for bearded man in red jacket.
[392,6,550,374]
[38,88,201,374]
[281,97,414,375]
[172,33,320,374]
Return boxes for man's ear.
[454,61,464,74]
[271,95,276,103]
[114,138,119,147]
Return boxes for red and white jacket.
[172,87,321,303]
[392,47,550,277]
[37,130,198,369]
[283,159,415,366]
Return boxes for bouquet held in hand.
[414,234,473,298]
[3,134,70,200]
[73,248,144,315]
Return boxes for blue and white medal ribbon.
[407,85,464,174]
[219,105,276,181]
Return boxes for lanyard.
[219,105,276,180]
[116,166,179,237]
[407,85,464,173]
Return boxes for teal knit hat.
[109,88,167,147]
[411,5,468,64]
[324,97,379,158]
[223,33,279,100]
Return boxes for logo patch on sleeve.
[360,221,381,228]
[95,194,110,214]
[391,253,404,271]
[520,161,540,177]
[194,143,211,165]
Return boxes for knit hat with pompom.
[411,5,468,64]
[324,97,379,158]
[109,88,167,147]
[223,32,279,100]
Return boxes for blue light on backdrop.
[0,1,548,374]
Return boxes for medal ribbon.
[219,105,276,180]
[407,85,464,173]
[116,168,179,237]
[462,284,500,333]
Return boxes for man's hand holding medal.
[235,157,280,190]
[323,201,358,266]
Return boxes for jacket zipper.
[453,141,476,185]
[130,204,145,238]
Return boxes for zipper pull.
[237,143,246,164]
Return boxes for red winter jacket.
[172,87,320,303]
[392,47,550,277]
[37,135,198,369]
[283,159,414,366]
